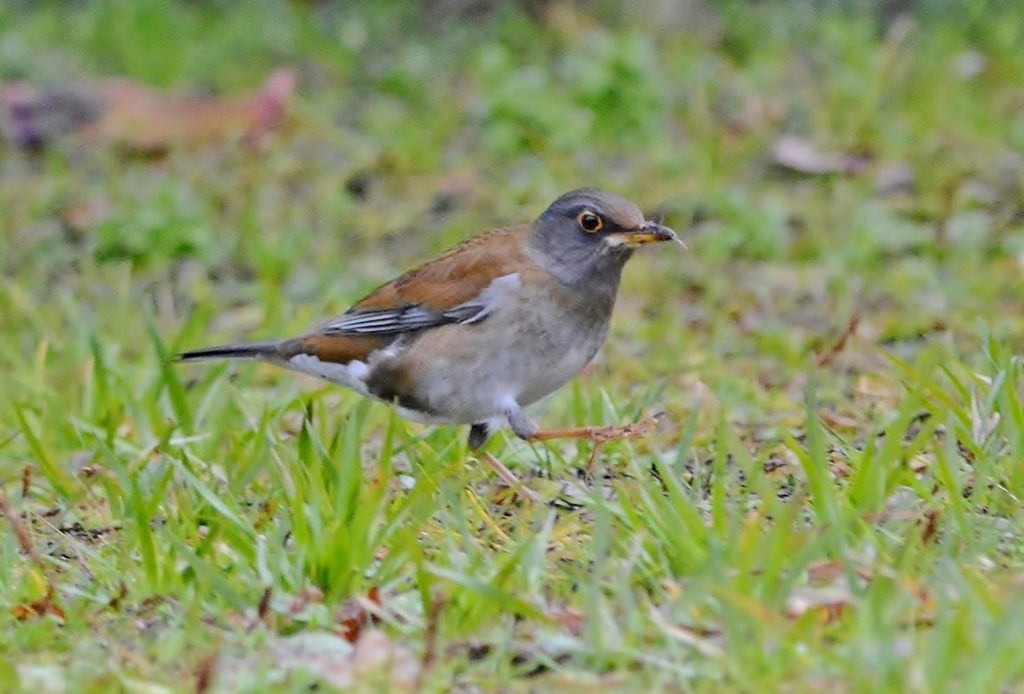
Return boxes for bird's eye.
[577,211,603,233]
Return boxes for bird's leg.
[504,407,540,441]
[526,421,655,442]
[468,422,490,450]
[468,422,540,503]
[505,404,659,444]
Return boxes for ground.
[3,1,1024,692]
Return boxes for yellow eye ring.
[577,211,603,233]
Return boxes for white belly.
[394,302,608,425]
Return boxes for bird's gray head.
[528,188,682,288]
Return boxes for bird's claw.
[582,413,663,443]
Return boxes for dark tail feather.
[175,340,284,363]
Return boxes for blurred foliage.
[4,0,1024,691]
[1,0,1021,269]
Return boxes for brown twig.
[816,315,861,367]
[1,486,70,621]
[585,441,605,473]
[0,486,44,569]
[255,585,273,629]
[416,595,445,692]
[21,465,32,499]
[194,653,219,694]
[920,508,941,545]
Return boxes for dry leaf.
[287,585,325,617]
[1,69,296,153]
[772,135,869,176]
[785,582,853,624]
[12,588,65,622]
[805,559,872,584]
[805,560,845,583]
[335,587,382,643]
[829,458,852,478]
[546,606,586,637]
[83,69,296,152]
[818,410,859,428]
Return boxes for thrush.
[178,188,682,500]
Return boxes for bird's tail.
[175,340,284,363]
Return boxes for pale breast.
[370,277,612,424]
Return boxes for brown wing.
[287,224,535,365]
[314,224,534,336]
[357,224,531,311]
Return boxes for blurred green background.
[4,0,1024,692]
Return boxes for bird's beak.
[607,221,686,250]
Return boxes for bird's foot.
[525,412,663,444]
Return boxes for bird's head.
[530,188,683,286]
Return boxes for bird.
[177,188,683,500]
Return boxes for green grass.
[4,0,1024,691]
